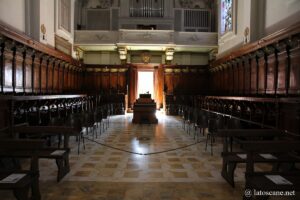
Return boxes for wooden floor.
[0,113,296,200]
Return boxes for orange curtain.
[128,65,137,109]
[154,65,164,109]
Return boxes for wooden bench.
[13,124,82,181]
[0,147,71,182]
[217,129,285,187]
[243,141,300,199]
[13,124,81,149]
[0,139,45,200]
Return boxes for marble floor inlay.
[1,113,296,199]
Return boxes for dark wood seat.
[205,115,225,155]
[246,172,300,192]
[218,129,285,187]
[12,124,81,180]
[242,141,300,199]
[221,151,300,187]
[0,171,33,200]
[194,110,209,141]
[0,139,45,200]
[0,148,70,182]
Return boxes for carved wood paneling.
[0,25,83,95]
[15,49,23,92]
[257,54,266,94]
[3,42,14,92]
[24,53,32,92]
[41,57,47,92]
[210,22,300,97]
[243,57,251,94]
[238,60,244,95]
[266,52,276,94]
[289,46,300,95]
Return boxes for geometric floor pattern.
[1,113,294,199]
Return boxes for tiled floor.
[0,113,296,199]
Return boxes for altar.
[132,94,158,124]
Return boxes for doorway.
[137,71,154,99]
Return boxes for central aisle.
[3,114,246,200]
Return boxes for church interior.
[0,0,300,199]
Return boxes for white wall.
[264,0,300,35]
[0,0,26,32]
[40,0,55,46]
[172,53,209,65]
[84,52,121,65]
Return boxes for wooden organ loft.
[0,17,300,199]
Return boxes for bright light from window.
[138,71,154,99]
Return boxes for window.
[220,0,233,35]
[59,0,71,32]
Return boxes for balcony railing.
[75,30,218,47]
[184,9,211,32]
[174,8,213,32]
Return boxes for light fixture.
[118,47,127,61]
[165,48,174,61]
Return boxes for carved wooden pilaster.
[52,59,59,93]
[256,50,265,95]
[3,39,16,93]
[285,39,293,95]
[0,36,5,93]
[263,45,277,94]
[16,45,27,93]
[24,49,34,93]
[241,55,249,95]
[46,57,54,93]
[11,42,16,93]
[56,60,63,93]
[61,61,66,93]
[287,34,300,95]
[66,64,71,92]
[227,61,234,95]
[36,53,45,94]
[276,41,288,95]
[30,51,36,93]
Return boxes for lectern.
[132,94,158,124]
